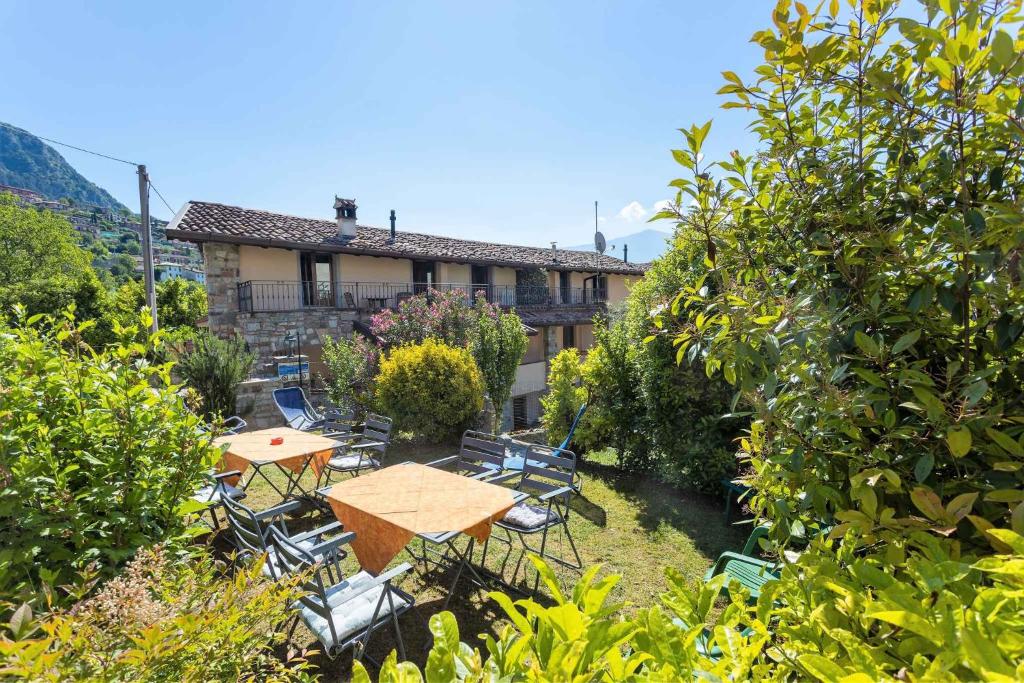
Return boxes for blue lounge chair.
[272,387,352,432]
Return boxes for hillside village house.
[166,198,645,429]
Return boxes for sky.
[1,1,768,248]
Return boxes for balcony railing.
[236,281,608,313]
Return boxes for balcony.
[236,281,608,314]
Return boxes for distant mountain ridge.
[567,228,671,264]
[0,122,128,211]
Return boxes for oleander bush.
[321,332,379,414]
[0,546,313,682]
[375,338,485,441]
[0,309,217,609]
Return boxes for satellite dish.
[595,231,607,254]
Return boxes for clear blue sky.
[1,1,767,247]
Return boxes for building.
[166,197,646,429]
[154,262,206,284]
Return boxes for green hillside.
[0,122,128,211]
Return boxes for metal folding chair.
[191,469,246,530]
[318,414,393,487]
[272,386,354,433]
[222,494,344,580]
[268,526,415,664]
[487,443,583,593]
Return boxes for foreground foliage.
[0,310,217,608]
[0,546,313,682]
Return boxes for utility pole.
[137,164,158,332]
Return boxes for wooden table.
[323,464,516,589]
[213,427,340,502]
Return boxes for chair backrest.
[267,526,344,646]
[273,387,319,429]
[456,431,506,476]
[223,415,248,435]
[521,444,577,510]
[558,403,588,451]
[343,291,357,309]
[361,413,393,454]
[222,495,272,559]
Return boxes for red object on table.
[270,436,284,445]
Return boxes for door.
[412,260,436,294]
[471,264,491,302]
[559,271,571,304]
[300,252,334,306]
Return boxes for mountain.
[567,228,672,264]
[0,122,128,211]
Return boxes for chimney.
[623,244,628,264]
[389,209,396,240]
[334,197,357,237]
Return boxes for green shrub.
[540,348,586,449]
[375,339,484,442]
[321,332,379,413]
[175,331,255,420]
[0,309,218,607]
[578,319,652,469]
[472,297,528,433]
[0,545,313,681]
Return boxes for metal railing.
[236,281,608,313]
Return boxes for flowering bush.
[0,546,313,681]
[321,332,379,413]
[375,339,484,441]
[0,309,218,608]
[370,289,477,349]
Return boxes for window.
[412,260,436,294]
[512,397,528,430]
[559,271,571,304]
[471,264,491,301]
[300,252,334,306]
[563,324,576,349]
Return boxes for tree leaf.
[946,426,972,458]
[914,452,934,482]
[891,329,921,354]
[854,331,880,357]
[986,428,1024,457]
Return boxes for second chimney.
[334,197,357,237]
[389,209,396,240]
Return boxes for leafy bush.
[472,296,528,433]
[0,546,313,681]
[108,277,208,331]
[0,310,217,607]
[540,348,586,449]
[375,339,484,441]
[321,332,379,413]
[175,331,255,420]
[648,0,1024,677]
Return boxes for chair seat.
[262,538,324,579]
[704,558,778,600]
[193,481,246,505]
[500,502,561,531]
[296,571,412,647]
[327,454,379,472]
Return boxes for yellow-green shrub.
[375,338,484,442]
[540,348,586,448]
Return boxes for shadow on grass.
[579,459,748,560]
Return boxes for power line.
[148,180,175,215]
[0,121,138,167]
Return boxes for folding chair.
[500,404,586,492]
[319,414,393,485]
[222,494,344,580]
[273,386,354,433]
[488,443,583,592]
[191,469,246,530]
[268,526,415,664]
[424,430,511,480]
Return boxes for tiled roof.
[165,201,647,275]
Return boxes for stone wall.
[237,309,358,377]
[235,376,285,430]
[203,242,240,336]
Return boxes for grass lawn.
[219,436,748,680]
